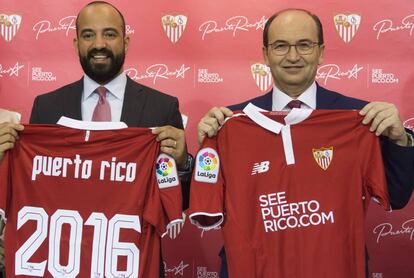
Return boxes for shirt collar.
[271,82,317,111]
[83,72,127,101]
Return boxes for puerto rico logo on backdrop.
[156,154,179,188]
[195,148,219,183]
[0,14,22,42]
[161,15,187,43]
[251,63,273,92]
[312,147,333,170]
[333,13,361,43]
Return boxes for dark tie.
[92,86,111,121]
[287,100,302,109]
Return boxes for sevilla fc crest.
[312,147,333,170]
[161,15,187,43]
[333,14,361,43]
[0,14,22,42]
[251,63,273,92]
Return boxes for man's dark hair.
[263,9,324,46]
[76,1,126,36]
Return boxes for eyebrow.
[80,27,120,34]
[272,39,314,43]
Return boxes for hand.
[359,102,408,146]
[197,107,233,145]
[152,125,187,169]
[0,122,24,162]
[0,108,20,124]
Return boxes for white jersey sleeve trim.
[0,209,6,223]
[161,218,185,238]
[371,197,392,212]
[57,116,128,130]
[189,212,223,230]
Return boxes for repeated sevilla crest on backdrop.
[312,147,334,170]
[251,63,273,92]
[333,13,361,43]
[161,15,188,44]
[0,2,413,277]
[0,14,22,42]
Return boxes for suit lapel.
[63,79,83,120]
[253,90,273,111]
[316,83,337,109]
[120,77,146,127]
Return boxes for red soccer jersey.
[0,122,183,277]
[189,106,390,278]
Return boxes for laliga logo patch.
[161,15,187,44]
[333,13,361,43]
[195,148,219,183]
[0,14,22,42]
[156,154,179,188]
[312,147,333,170]
[251,63,273,92]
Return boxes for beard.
[79,48,125,84]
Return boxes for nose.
[93,34,107,49]
[285,45,300,61]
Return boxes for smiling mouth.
[283,66,304,72]
[90,55,111,64]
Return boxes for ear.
[262,46,270,66]
[73,37,79,54]
[317,44,325,65]
[124,35,130,53]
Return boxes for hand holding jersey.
[152,125,188,169]
[198,101,410,147]
[194,8,414,278]
[359,102,409,146]
[0,123,24,162]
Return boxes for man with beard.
[0,2,192,277]
[1,1,192,170]
[28,1,191,176]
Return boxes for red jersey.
[0,121,183,278]
[189,106,390,278]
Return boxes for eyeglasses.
[267,41,321,56]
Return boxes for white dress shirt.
[81,73,127,121]
[271,82,317,111]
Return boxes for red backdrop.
[1,0,413,277]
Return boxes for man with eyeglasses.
[196,8,413,278]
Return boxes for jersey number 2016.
[15,206,140,278]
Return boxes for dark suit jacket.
[30,76,183,129]
[219,83,414,278]
[29,76,187,278]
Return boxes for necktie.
[92,86,111,121]
[287,100,302,109]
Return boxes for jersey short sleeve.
[188,137,224,229]
[144,153,184,236]
[358,125,390,210]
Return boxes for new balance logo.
[251,161,270,175]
